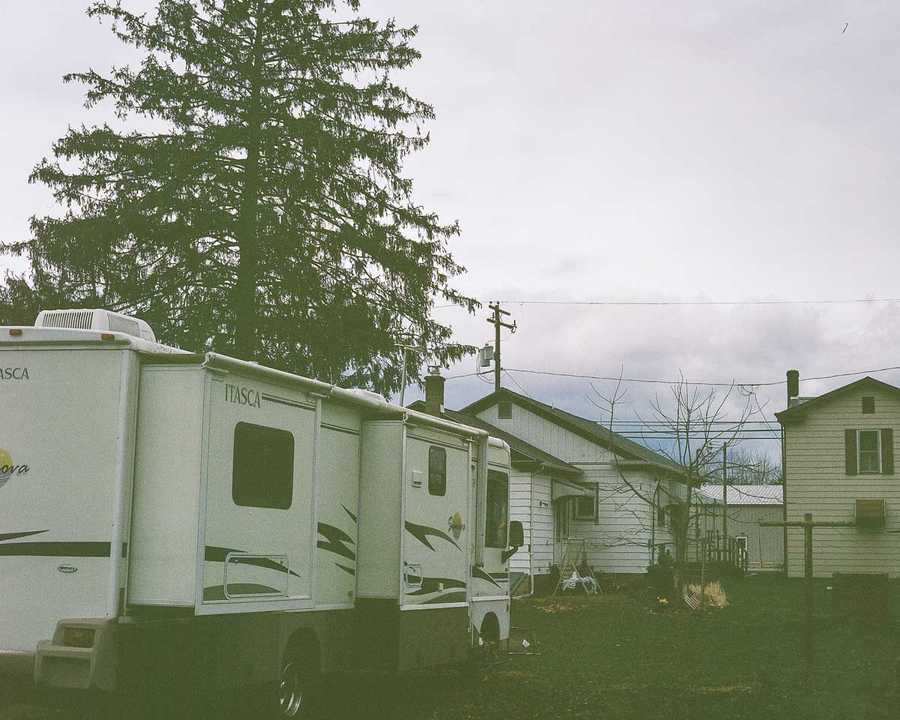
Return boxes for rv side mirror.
[509,520,524,548]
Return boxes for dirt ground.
[4,576,900,719]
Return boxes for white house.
[694,484,784,571]
[776,374,900,578]
[459,388,690,580]
[407,400,591,594]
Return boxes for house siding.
[565,466,674,574]
[783,386,900,578]
[508,471,555,577]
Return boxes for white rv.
[0,310,519,715]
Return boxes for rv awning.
[552,477,590,500]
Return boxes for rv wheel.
[275,648,320,719]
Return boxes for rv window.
[428,446,446,496]
[485,470,509,548]
[232,422,294,509]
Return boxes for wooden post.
[722,444,728,539]
[803,512,814,689]
[699,551,705,612]
[760,514,853,690]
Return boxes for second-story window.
[858,430,881,473]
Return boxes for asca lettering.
[225,383,260,408]
[0,367,29,381]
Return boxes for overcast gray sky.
[2,1,899,455]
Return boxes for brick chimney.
[424,365,445,416]
[786,369,799,407]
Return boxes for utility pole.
[486,302,516,392]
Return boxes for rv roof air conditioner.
[35,308,156,343]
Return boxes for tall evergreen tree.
[3,0,476,392]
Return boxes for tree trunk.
[234,5,265,360]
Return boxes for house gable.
[462,388,685,479]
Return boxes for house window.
[485,470,509,548]
[858,430,881,473]
[554,499,571,541]
[657,504,667,528]
[498,401,512,419]
[428,446,446,496]
[862,396,875,414]
[575,490,596,520]
[232,422,294,509]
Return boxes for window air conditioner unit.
[855,499,885,531]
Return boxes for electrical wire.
[501,364,900,388]
[503,368,530,395]
[498,297,900,307]
[432,297,900,309]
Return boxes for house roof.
[775,376,900,423]
[696,484,783,506]
[406,401,584,480]
[460,387,687,480]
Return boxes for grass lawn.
[384,575,900,720]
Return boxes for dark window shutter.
[881,428,894,475]
[845,429,858,475]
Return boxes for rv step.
[34,642,93,689]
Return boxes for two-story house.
[776,374,899,578]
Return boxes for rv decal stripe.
[203,584,282,601]
[341,505,358,524]
[334,563,356,576]
[422,591,467,605]
[203,546,302,579]
[404,521,460,551]
[471,565,502,589]
[0,530,48,542]
[0,541,111,557]
[316,524,356,561]
[407,577,467,596]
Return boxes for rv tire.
[259,640,322,719]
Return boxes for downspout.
[651,482,658,567]
[783,369,798,577]
[526,470,535,598]
[781,423,788,575]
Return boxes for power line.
[503,368,530,395]
[504,367,772,387]
[499,297,900,307]
[503,365,900,388]
[433,297,900,310]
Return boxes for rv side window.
[485,470,509,548]
[232,422,294,509]
[428,446,446,496]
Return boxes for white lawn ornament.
[560,570,598,595]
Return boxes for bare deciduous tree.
[590,374,758,563]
